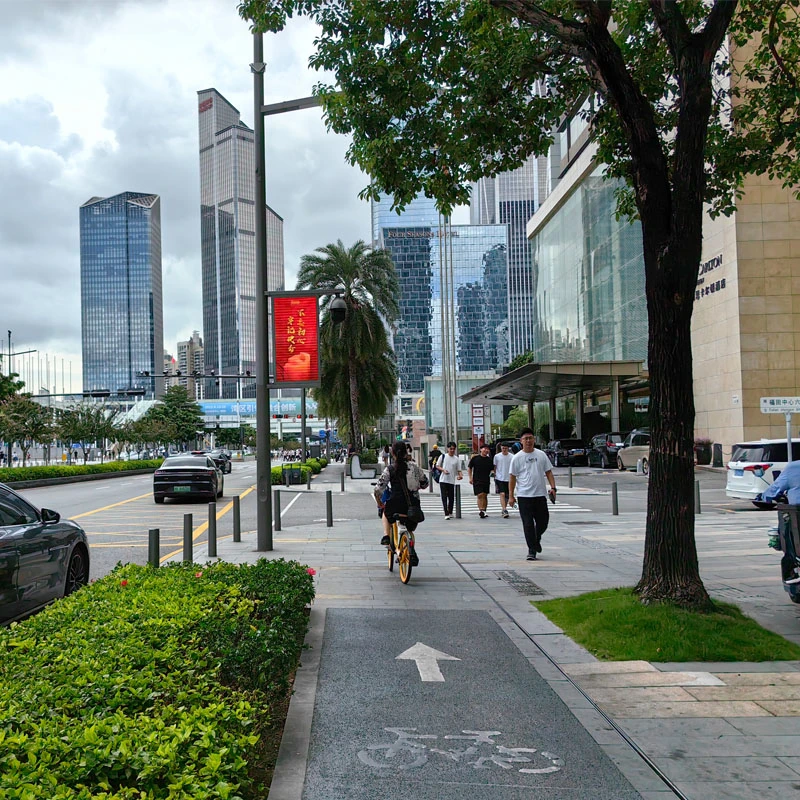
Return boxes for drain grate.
[495,570,546,596]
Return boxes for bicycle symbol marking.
[357,728,564,774]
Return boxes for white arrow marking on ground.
[396,643,461,682]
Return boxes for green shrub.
[302,458,322,474]
[0,559,313,799]
[0,459,163,483]
[359,448,379,464]
[319,457,328,467]
[270,464,312,485]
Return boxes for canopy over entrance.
[459,360,646,438]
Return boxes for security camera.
[330,296,347,325]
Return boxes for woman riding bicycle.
[374,441,429,547]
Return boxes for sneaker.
[380,535,390,546]
[502,511,509,519]
[445,515,452,520]
[785,575,800,585]
[479,511,486,518]
[526,552,537,561]
[535,543,542,553]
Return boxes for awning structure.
[459,360,646,405]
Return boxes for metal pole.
[448,218,459,446]
[326,490,333,527]
[694,480,702,515]
[340,470,345,492]
[233,495,241,542]
[252,32,273,550]
[183,514,193,562]
[274,489,282,531]
[207,502,217,557]
[568,466,573,488]
[455,483,462,519]
[787,412,793,463]
[148,529,160,567]
[307,467,311,490]
[611,482,618,516]
[301,388,307,462]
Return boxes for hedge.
[270,464,312,485]
[0,459,163,483]
[0,558,314,800]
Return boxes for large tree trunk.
[348,355,361,453]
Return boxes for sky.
[0,0,383,393]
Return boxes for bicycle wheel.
[397,532,413,584]
[388,522,397,572]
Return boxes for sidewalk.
[180,465,800,800]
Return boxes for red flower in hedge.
[120,579,128,587]
[306,568,316,576]
[195,571,203,578]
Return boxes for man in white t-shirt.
[435,442,463,519]
[508,428,556,560]
[493,443,514,519]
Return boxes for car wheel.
[64,547,89,596]
[641,458,649,475]
[154,494,164,504]
[618,457,626,472]
[601,454,608,469]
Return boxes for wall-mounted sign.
[272,294,321,387]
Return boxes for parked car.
[486,438,523,454]
[726,439,800,508]
[617,429,651,474]
[208,449,232,474]
[545,439,590,467]
[0,482,90,625]
[588,432,626,469]
[153,454,224,504]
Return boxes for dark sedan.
[0,482,90,625]
[588,432,626,469]
[546,439,590,467]
[208,449,232,474]
[153,454,224,504]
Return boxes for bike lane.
[301,608,644,799]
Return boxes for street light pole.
[252,32,273,550]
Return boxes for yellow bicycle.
[386,513,414,584]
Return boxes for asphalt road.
[10,462,757,581]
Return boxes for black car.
[545,439,589,467]
[153,455,224,504]
[0,482,90,625]
[587,432,626,469]
[208,449,232,474]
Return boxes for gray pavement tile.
[599,744,672,793]
[626,734,800,758]
[619,718,744,738]
[530,633,597,663]
[654,661,800,672]
[727,717,800,735]
[673,781,800,800]
[777,757,800,776]
[658,755,800,782]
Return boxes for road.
[12,462,757,581]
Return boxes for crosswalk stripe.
[417,495,587,513]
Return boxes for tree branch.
[648,0,692,63]
[768,1,797,87]
[697,0,739,65]
[576,0,613,29]
[489,0,586,47]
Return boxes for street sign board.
[760,397,800,413]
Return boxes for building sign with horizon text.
[272,293,321,387]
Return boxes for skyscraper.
[471,154,542,359]
[177,331,205,399]
[198,88,284,399]
[79,192,163,398]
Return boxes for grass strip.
[533,587,800,662]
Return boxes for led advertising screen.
[272,293,321,387]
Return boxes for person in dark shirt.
[468,444,494,518]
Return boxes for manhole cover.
[494,570,546,596]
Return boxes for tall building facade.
[470,154,543,360]
[79,192,163,398]
[198,88,284,399]
[371,193,441,247]
[177,331,205,399]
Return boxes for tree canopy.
[143,386,205,446]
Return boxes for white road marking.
[396,642,460,682]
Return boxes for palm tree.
[297,239,399,451]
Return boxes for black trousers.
[440,483,455,515]
[517,496,550,553]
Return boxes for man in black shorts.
[468,444,494,518]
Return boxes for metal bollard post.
[569,466,573,488]
[207,502,217,558]
[326,490,333,527]
[233,496,241,542]
[183,514,193,563]
[340,471,345,492]
[148,528,160,567]
[274,489,282,531]
[455,484,462,519]
[307,469,312,490]
[429,471,434,492]
[695,480,702,515]
[611,482,619,516]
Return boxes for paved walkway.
[176,465,800,800]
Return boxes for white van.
[726,439,800,506]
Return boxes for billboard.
[272,293,321,387]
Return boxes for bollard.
[695,480,702,515]
[233,495,241,542]
[636,458,643,474]
[274,489,282,531]
[429,471,434,492]
[611,482,619,516]
[340,470,345,492]
[148,528,160,567]
[183,514,193,563]
[307,469,312,490]
[326,490,333,527]
[455,484,462,519]
[568,466,573,488]
[207,502,217,558]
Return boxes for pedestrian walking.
[381,444,391,467]
[435,442,462,519]
[493,442,514,518]
[468,444,494,518]
[508,428,557,560]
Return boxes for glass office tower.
[198,88,284,399]
[79,192,163,398]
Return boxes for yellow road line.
[72,493,152,519]
[160,485,256,563]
